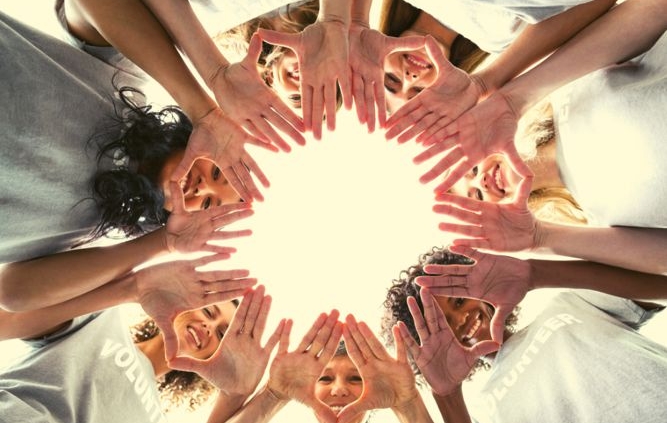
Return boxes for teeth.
[330,406,344,412]
[187,327,201,348]
[463,314,481,342]
[405,54,430,69]
[494,165,504,190]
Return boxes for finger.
[301,84,314,133]
[386,34,426,53]
[207,229,253,243]
[423,263,473,276]
[505,145,533,179]
[324,81,337,132]
[251,292,272,339]
[263,318,285,351]
[278,318,293,354]
[419,287,441,334]
[352,72,367,125]
[417,118,450,144]
[391,324,408,363]
[169,181,187,215]
[159,321,180,361]
[341,324,362,363]
[198,268,251,282]
[309,310,341,357]
[167,355,199,373]
[311,85,325,140]
[252,116,292,153]
[396,321,421,358]
[514,175,533,205]
[363,76,376,133]
[432,159,470,192]
[344,314,372,360]
[193,252,236,267]
[242,151,271,188]
[469,339,500,358]
[433,203,482,225]
[397,112,441,144]
[199,246,234,256]
[204,287,255,304]
[424,35,451,73]
[357,320,388,359]
[434,191,484,211]
[264,106,306,146]
[446,245,481,262]
[232,162,263,202]
[450,237,491,250]
[221,167,251,202]
[415,280,467,301]
[169,148,198,182]
[373,76,387,129]
[412,137,453,164]
[312,401,339,423]
[337,401,368,423]
[209,208,254,228]
[422,119,461,147]
[320,321,343,361]
[436,222,483,238]
[419,150,465,185]
[256,28,299,49]
[490,305,511,344]
[406,295,429,343]
[296,312,328,352]
[227,288,255,334]
[243,284,265,335]
[338,66,353,111]
[385,102,423,139]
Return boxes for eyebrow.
[212,304,220,317]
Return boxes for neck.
[405,11,458,57]
[137,335,170,378]
[526,139,565,191]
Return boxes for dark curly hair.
[131,318,215,412]
[381,247,520,381]
[90,86,191,239]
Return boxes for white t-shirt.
[472,290,667,423]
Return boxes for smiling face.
[383,48,437,114]
[314,355,364,419]
[158,150,242,212]
[435,296,494,347]
[449,153,523,203]
[172,302,237,359]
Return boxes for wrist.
[264,384,291,405]
[469,72,491,101]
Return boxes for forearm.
[432,385,473,423]
[392,393,435,423]
[222,386,288,423]
[205,391,250,423]
[473,0,615,95]
[319,0,352,24]
[351,0,373,25]
[501,0,667,114]
[529,257,667,300]
[0,272,136,340]
[140,0,231,91]
[0,229,167,312]
[535,222,667,275]
[69,0,216,120]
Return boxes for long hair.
[131,318,215,411]
[381,247,520,381]
[378,0,489,74]
[90,87,191,239]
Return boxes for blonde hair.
[515,101,590,225]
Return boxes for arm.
[432,386,473,423]
[222,386,289,423]
[535,223,667,276]
[501,0,667,114]
[473,0,616,96]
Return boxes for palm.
[268,352,323,402]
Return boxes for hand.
[136,254,257,359]
[210,33,306,151]
[396,287,499,397]
[413,93,532,193]
[416,247,531,343]
[433,177,537,252]
[260,19,353,140]
[348,23,425,132]
[168,285,285,397]
[267,310,342,423]
[385,36,482,144]
[337,315,419,423]
[164,182,254,254]
[170,107,273,202]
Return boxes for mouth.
[287,65,300,83]
[186,325,203,350]
[328,404,349,414]
[403,53,433,74]
[180,171,193,196]
[460,310,483,344]
[488,164,507,198]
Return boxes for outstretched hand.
[348,23,425,132]
[259,19,352,140]
[168,285,285,397]
[416,247,531,343]
[337,315,420,423]
[396,287,499,396]
[165,182,254,253]
[434,177,537,252]
[267,310,343,423]
[210,33,305,151]
[385,36,483,144]
[136,254,257,359]
[170,107,273,202]
[413,93,531,193]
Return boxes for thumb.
[387,34,426,54]
[257,28,298,49]
[448,244,479,262]
[170,148,198,182]
[168,181,186,215]
[469,339,500,358]
[245,32,264,64]
[514,175,534,205]
[159,320,180,361]
[424,35,452,73]
[337,400,368,423]
[489,306,512,344]
[167,355,199,373]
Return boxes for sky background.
[2,2,666,423]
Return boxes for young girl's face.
[435,296,495,346]
[314,355,364,416]
[383,47,437,114]
[172,301,237,359]
[448,153,523,204]
[268,49,302,109]
[158,151,242,212]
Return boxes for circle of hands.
[139,16,550,422]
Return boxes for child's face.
[314,355,363,415]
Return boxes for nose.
[193,175,213,197]
[330,380,350,397]
[447,310,469,332]
[405,69,418,79]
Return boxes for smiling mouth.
[489,164,507,197]
[287,67,300,82]
[187,326,202,349]
[180,171,193,196]
[328,404,348,413]
[404,53,432,70]
[461,310,482,344]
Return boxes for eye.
[212,166,221,181]
[288,94,302,106]
[317,376,333,384]
[474,189,484,201]
[454,298,465,307]
[201,197,212,210]
[349,375,363,384]
[384,73,400,93]
[472,166,478,176]
[215,325,227,341]
[203,307,213,318]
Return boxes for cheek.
[349,384,363,399]
[314,384,328,401]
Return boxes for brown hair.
[378,0,489,74]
